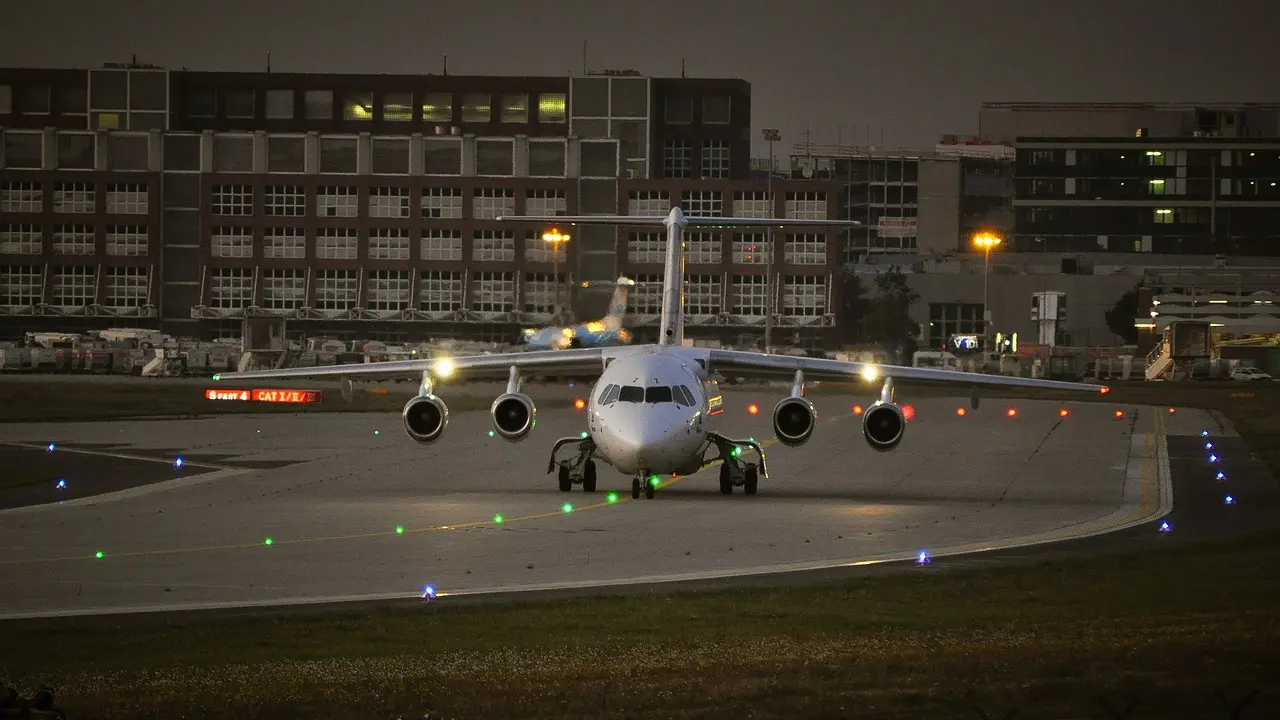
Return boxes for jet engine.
[772,396,817,447]
[862,401,905,452]
[402,394,449,443]
[491,392,536,441]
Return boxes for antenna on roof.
[443,53,448,75]
[582,40,588,75]
[266,51,272,73]
[681,58,686,78]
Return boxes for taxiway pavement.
[0,389,1181,619]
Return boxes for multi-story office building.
[1,63,849,347]
[980,102,1280,257]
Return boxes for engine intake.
[491,392,536,441]
[862,401,905,451]
[402,394,449,443]
[773,396,817,447]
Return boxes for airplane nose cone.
[612,421,679,469]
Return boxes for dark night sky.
[3,0,1276,153]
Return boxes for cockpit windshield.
[617,385,645,403]
[605,384,697,406]
[644,386,673,403]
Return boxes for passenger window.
[618,385,644,403]
[645,386,673,403]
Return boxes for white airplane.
[212,207,1108,500]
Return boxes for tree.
[864,266,921,359]
[1105,285,1141,345]
[837,265,868,344]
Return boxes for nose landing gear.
[632,472,657,500]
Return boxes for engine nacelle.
[402,394,449,443]
[862,401,905,452]
[772,396,817,447]
[490,392,536,442]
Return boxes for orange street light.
[972,231,1003,350]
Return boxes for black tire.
[719,463,733,495]
[558,465,572,492]
[631,477,641,499]
[583,461,597,492]
[644,478,656,499]
[743,465,759,495]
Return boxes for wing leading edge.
[211,347,607,383]
[706,348,1108,394]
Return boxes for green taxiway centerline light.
[94,550,103,559]
[562,503,573,514]
[493,514,504,524]
[264,537,273,546]
[395,525,404,534]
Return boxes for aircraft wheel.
[644,477,656,500]
[558,465,572,492]
[631,476,641,499]
[582,461,597,492]
[719,463,733,495]
[743,465,759,496]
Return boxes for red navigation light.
[1059,408,1069,417]
[902,404,915,422]
[1006,408,1018,418]
[747,403,759,416]
[956,407,966,417]
[852,404,864,416]
[573,398,586,410]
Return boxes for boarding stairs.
[1145,340,1173,381]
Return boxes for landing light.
[433,358,455,378]
[861,365,878,382]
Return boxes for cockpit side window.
[599,383,620,405]
[618,385,645,403]
[645,386,673,403]
[674,385,695,406]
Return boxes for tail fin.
[497,208,860,348]
[605,277,633,322]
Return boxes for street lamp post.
[762,128,781,354]
[542,228,570,322]
[972,231,1002,351]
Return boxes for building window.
[784,234,826,264]
[105,225,148,256]
[319,136,358,174]
[105,266,147,307]
[630,275,663,314]
[370,187,409,218]
[53,224,94,255]
[53,266,94,308]
[1,181,42,213]
[733,191,771,218]
[1144,150,1167,167]
[664,95,693,124]
[343,92,373,121]
[523,273,556,314]
[213,134,253,172]
[731,275,767,316]
[263,228,305,259]
[473,187,514,219]
[538,93,566,123]
[927,303,984,348]
[317,186,358,218]
[382,92,412,122]
[686,232,721,264]
[316,228,358,259]
[471,271,514,312]
[422,93,451,123]
[265,185,306,217]
[53,182,95,214]
[262,269,305,310]
[0,224,42,255]
[782,276,826,317]
[210,268,252,309]
[366,269,410,311]
[681,190,722,216]
[421,229,462,261]
[785,191,825,220]
[419,270,463,313]
[473,230,515,262]
[0,84,12,114]
[304,90,333,120]
[701,140,730,179]
[369,228,410,260]
[225,90,255,119]
[528,140,566,176]
[371,137,410,175]
[461,93,491,123]
[627,232,665,264]
[211,227,253,258]
[686,274,722,316]
[1029,150,1054,166]
[423,138,462,175]
[57,133,95,170]
[702,95,731,124]
[525,189,566,216]
[523,231,555,263]
[3,132,43,169]
[267,135,306,173]
[500,94,528,123]
[1154,208,1174,224]
[663,139,692,179]
[212,184,253,216]
[1148,179,1167,196]
[265,90,294,119]
[732,234,769,264]
[476,139,514,176]
[106,181,148,212]
[314,269,357,311]
[1,265,41,307]
[421,187,463,219]
[629,190,669,216]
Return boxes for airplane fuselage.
[584,345,718,476]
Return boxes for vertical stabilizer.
[658,208,687,346]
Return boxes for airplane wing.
[706,348,1108,394]
[211,347,607,383]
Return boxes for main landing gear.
[702,432,767,496]
[546,435,598,493]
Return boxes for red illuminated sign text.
[205,388,251,401]
[250,389,322,404]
